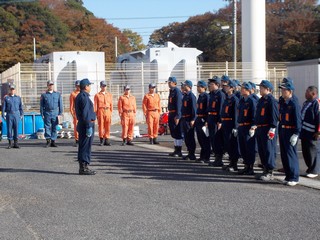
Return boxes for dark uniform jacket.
[168,87,182,119]
[196,92,209,120]
[181,90,197,122]
[40,91,63,116]
[238,95,257,127]
[207,89,225,123]
[221,94,239,129]
[300,98,320,140]
[254,93,279,128]
[2,95,23,117]
[278,97,301,135]
[75,91,96,129]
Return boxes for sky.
[82,0,229,44]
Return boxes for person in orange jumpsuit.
[94,81,113,146]
[142,83,162,144]
[69,80,81,146]
[118,85,136,146]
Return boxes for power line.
[106,16,191,20]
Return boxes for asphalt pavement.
[0,125,319,240]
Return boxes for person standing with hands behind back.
[2,84,23,149]
[75,78,96,175]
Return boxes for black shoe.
[183,154,196,160]
[121,139,126,146]
[13,140,20,149]
[149,138,154,144]
[50,140,58,147]
[126,140,134,146]
[153,138,160,144]
[99,138,103,146]
[45,139,51,148]
[104,138,111,146]
[209,160,224,167]
[238,165,255,175]
[79,162,96,175]
[195,158,204,163]
[7,140,12,149]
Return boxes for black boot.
[153,138,160,144]
[149,138,154,144]
[13,140,20,149]
[121,139,126,146]
[104,138,111,146]
[79,162,96,175]
[45,139,51,148]
[183,152,196,160]
[7,140,12,149]
[209,154,223,166]
[176,146,183,157]
[169,146,178,156]
[126,139,134,145]
[50,140,58,147]
[238,164,254,175]
[99,138,103,146]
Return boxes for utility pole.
[233,0,237,79]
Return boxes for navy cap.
[75,80,80,86]
[241,82,252,90]
[227,80,237,88]
[167,77,177,83]
[9,84,16,89]
[197,80,207,88]
[233,79,241,86]
[100,80,107,87]
[80,78,94,87]
[279,82,295,91]
[47,80,54,85]
[149,83,156,88]
[257,80,273,90]
[221,75,230,82]
[124,85,131,90]
[183,80,193,88]
[282,77,293,84]
[248,81,256,89]
[208,76,221,84]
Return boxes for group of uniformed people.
[166,75,320,186]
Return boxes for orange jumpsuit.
[69,89,80,141]
[142,93,161,139]
[94,91,113,139]
[118,94,136,140]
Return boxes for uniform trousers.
[207,116,223,155]
[221,122,239,162]
[121,112,135,140]
[279,129,299,181]
[146,111,160,138]
[195,117,210,160]
[6,113,20,140]
[238,126,256,165]
[168,113,183,140]
[77,122,94,164]
[301,138,320,174]
[97,109,112,139]
[256,126,276,171]
[181,117,196,154]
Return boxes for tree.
[122,29,145,51]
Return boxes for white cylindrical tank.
[242,0,266,83]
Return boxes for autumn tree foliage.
[0,0,131,72]
[149,0,320,62]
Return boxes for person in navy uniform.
[237,82,257,175]
[248,81,259,101]
[207,76,225,166]
[167,77,183,157]
[40,80,63,147]
[221,75,230,95]
[249,80,279,181]
[278,81,301,186]
[75,78,97,175]
[300,86,320,178]
[220,80,240,172]
[233,79,242,99]
[180,80,197,160]
[279,77,299,105]
[195,80,210,163]
[2,84,23,149]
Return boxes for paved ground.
[0,126,319,240]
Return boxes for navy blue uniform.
[300,99,320,175]
[40,91,63,141]
[278,97,301,182]
[251,93,259,102]
[254,94,279,171]
[168,87,183,140]
[221,94,239,164]
[181,90,197,157]
[195,92,210,160]
[238,95,257,166]
[75,91,96,164]
[207,89,225,155]
[2,95,23,140]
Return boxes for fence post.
[141,62,144,97]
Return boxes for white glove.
[232,129,238,137]
[290,134,299,146]
[249,128,255,138]
[268,128,276,140]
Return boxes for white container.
[133,126,141,138]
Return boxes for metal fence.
[1,61,288,114]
